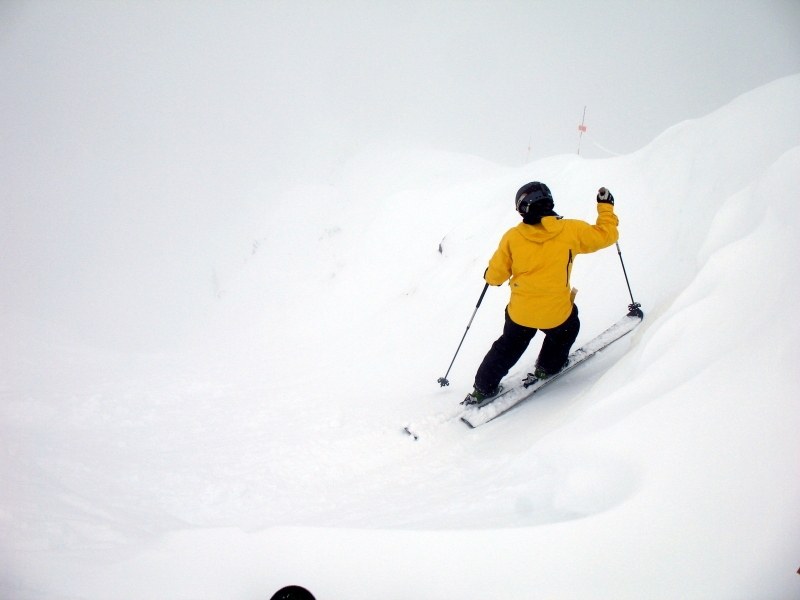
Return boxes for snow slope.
[2,76,799,599]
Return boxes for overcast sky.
[1,1,799,349]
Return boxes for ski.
[460,310,643,428]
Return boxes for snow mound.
[2,76,799,599]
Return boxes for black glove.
[484,267,502,286]
[597,187,614,205]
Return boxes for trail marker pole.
[577,106,587,155]
[526,134,532,163]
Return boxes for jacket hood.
[516,215,565,242]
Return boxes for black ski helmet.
[270,586,316,600]
[515,181,554,216]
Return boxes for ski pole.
[438,282,489,387]
[615,242,643,318]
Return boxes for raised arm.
[574,187,619,254]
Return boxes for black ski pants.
[473,304,580,396]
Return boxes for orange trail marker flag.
[577,106,587,155]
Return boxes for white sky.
[1,1,799,349]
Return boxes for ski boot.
[522,366,550,388]
[461,385,503,406]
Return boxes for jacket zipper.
[566,249,573,287]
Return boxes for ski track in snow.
[2,76,800,599]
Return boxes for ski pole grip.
[476,282,489,308]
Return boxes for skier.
[464,182,619,405]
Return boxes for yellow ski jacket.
[485,203,619,329]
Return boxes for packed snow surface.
[2,76,800,599]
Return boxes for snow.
[2,76,800,599]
